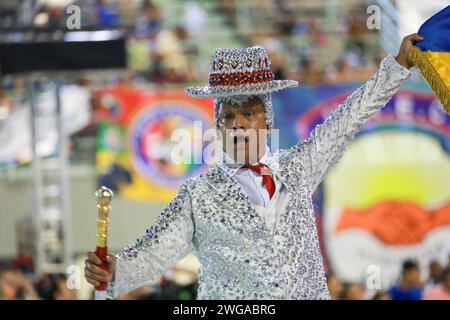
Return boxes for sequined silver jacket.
[106,55,411,300]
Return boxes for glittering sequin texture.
[107,55,411,300]
[185,46,298,98]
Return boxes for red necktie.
[243,163,276,199]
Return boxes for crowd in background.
[0,0,387,86]
[0,0,392,169]
[1,251,450,300]
[0,248,198,300]
[327,258,450,300]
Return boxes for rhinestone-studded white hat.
[185,46,298,98]
[185,46,298,131]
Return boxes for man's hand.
[395,33,424,69]
[84,250,116,287]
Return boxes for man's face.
[218,97,268,164]
[429,261,443,279]
[404,268,421,286]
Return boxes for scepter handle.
[94,186,113,294]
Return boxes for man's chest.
[190,170,313,242]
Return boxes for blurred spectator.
[344,9,369,57]
[327,57,355,84]
[117,0,136,26]
[388,260,423,300]
[0,269,39,300]
[428,260,444,285]
[326,272,343,300]
[297,56,325,86]
[372,291,391,300]
[423,268,450,300]
[0,88,12,119]
[358,52,386,79]
[94,0,121,27]
[341,282,366,300]
[182,0,208,42]
[326,50,371,84]
[306,19,327,48]
[11,247,34,275]
[217,0,237,26]
[279,12,298,36]
[135,0,162,38]
[54,274,77,300]
[151,26,194,83]
[262,38,289,80]
[35,273,58,300]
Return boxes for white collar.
[220,146,277,177]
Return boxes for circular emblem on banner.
[129,100,212,188]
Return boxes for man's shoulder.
[181,164,221,189]
[268,147,306,172]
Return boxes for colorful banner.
[95,87,213,202]
[272,81,450,289]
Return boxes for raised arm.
[288,34,421,192]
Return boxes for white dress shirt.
[223,148,289,232]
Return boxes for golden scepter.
[94,186,113,299]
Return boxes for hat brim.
[184,80,299,98]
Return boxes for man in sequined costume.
[85,34,423,299]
